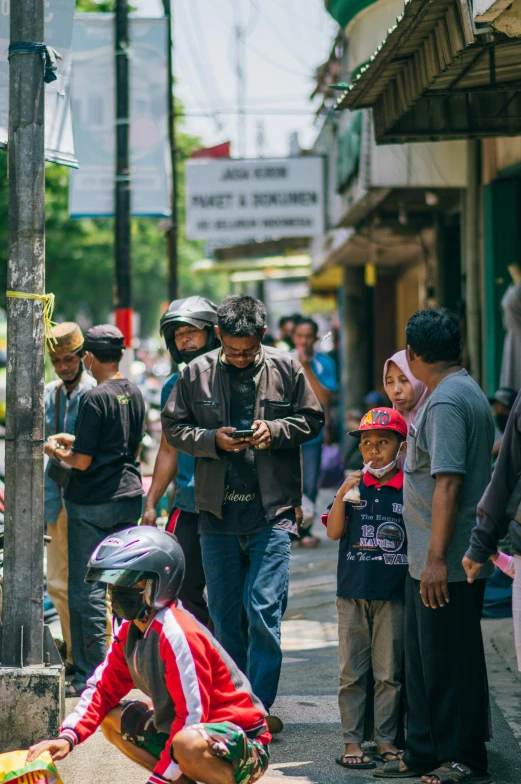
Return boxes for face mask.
[110,586,146,621]
[366,443,405,479]
[495,413,509,434]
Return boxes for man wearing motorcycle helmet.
[27,527,271,784]
[142,296,219,627]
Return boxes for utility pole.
[163,0,179,301]
[3,0,46,670]
[1,0,63,750]
[114,0,132,347]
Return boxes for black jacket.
[161,346,325,519]
[466,390,521,562]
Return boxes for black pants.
[403,574,488,776]
[168,509,211,629]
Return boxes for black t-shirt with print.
[336,472,408,601]
[199,362,297,536]
[64,378,145,505]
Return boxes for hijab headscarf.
[383,350,429,431]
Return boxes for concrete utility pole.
[114,0,133,346]
[1,0,63,750]
[163,0,179,301]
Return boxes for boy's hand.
[26,739,71,764]
[339,471,363,496]
[462,555,484,584]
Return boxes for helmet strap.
[144,578,155,607]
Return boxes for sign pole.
[1,0,63,750]
[163,0,179,301]
[114,0,133,346]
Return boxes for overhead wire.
[178,1,226,132]
[249,0,311,70]
[238,33,311,79]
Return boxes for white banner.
[69,14,170,218]
[0,0,76,166]
[186,157,325,243]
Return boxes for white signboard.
[0,0,76,166]
[69,15,170,218]
[186,157,325,242]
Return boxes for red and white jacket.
[59,603,271,783]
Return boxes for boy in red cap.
[325,408,408,772]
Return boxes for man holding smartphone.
[162,295,324,730]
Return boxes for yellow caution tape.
[6,290,57,349]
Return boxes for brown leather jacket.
[161,346,325,519]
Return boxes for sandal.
[336,754,376,770]
[373,759,424,778]
[375,751,404,763]
[413,762,493,784]
[65,681,86,698]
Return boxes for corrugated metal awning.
[336,0,521,142]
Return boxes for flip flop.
[336,754,376,770]
[412,762,493,784]
[373,759,424,778]
[374,751,404,763]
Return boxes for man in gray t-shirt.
[405,370,494,582]
[380,309,493,784]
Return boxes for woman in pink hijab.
[383,349,429,431]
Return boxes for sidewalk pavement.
[56,491,521,784]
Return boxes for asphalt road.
[56,491,521,784]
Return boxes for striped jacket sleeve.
[60,622,135,746]
[150,609,213,782]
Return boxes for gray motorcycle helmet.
[85,527,185,610]
[159,295,219,364]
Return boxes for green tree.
[0,0,229,337]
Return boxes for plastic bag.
[0,751,64,784]
[301,494,315,525]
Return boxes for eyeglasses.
[222,349,261,359]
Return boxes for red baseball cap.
[349,407,408,441]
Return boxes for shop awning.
[336,0,521,142]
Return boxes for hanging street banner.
[69,14,170,218]
[0,0,77,166]
[185,156,326,243]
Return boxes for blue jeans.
[200,527,291,711]
[301,442,322,538]
[65,497,141,687]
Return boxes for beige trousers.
[337,596,405,744]
[46,506,113,669]
[46,506,73,666]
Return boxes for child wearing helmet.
[324,408,408,772]
[27,527,271,784]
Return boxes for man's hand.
[141,505,158,527]
[44,439,58,458]
[26,739,71,764]
[420,554,449,609]
[462,555,484,584]
[251,420,271,450]
[54,433,75,449]
[216,427,251,453]
[295,506,304,529]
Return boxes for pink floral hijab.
[383,350,429,431]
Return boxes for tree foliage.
[0,0,229,337]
